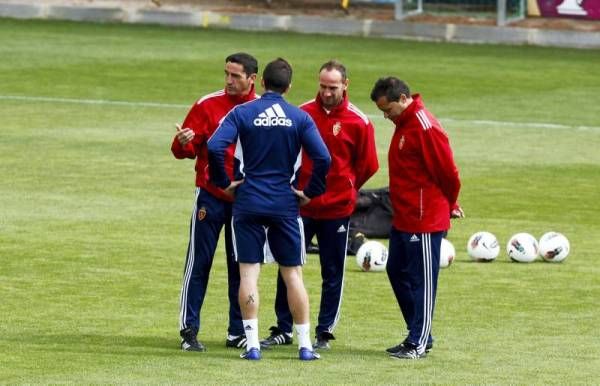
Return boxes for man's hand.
[175,123,195,146]
[223,179,244,199]
[291,186,311,207]
[451,205,465,219]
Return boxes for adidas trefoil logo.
[409,234,420,242]
[337,225,347,233]
[253,103,292,127]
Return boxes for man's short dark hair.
[226,52,258,77]
[370,77,411,102]
[320,60,347,82]
[263,58,292,94]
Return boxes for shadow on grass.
[1,333,242,358]
[458,259,548,264]
[3,333,396,362]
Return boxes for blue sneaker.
[299,347,320,361]
[240,347,261,361]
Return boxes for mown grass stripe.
[2,94,599,131]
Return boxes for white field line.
[0,95,188,109]
[369,115,600,132]
[2,94,599,131]
[438,118,600,131]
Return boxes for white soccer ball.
[467,231,500,262]
[356,240,388,272]
[506,232,539,263]
[439,238,455,268]
[539,232,570,263]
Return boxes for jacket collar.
[315,91,349,115]
[226,84,257,104]
[393,93,423,126]
[260,90,285,100]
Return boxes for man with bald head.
[261,60,379,351]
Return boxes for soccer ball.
[356,240,388,272]
[467,231,499,262]
[439,238,455,268]
[539,232,570,263]
[506,232,539,263]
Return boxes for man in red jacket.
[370,77,463,359]
[261,60,379,350]
[171,53,258,352]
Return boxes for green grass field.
[1,18,599,384]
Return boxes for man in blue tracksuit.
[207,58,331,361]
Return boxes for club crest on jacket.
[197,207,207,221]
[333,122,342,136]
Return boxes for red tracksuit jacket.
[298,92,379,219]
[171,87,258,202]
[388,94,461,233]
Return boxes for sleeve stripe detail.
[416,109,432,130]
[347,103,370,124]
[195,90,226,105]
[299,99,315,108]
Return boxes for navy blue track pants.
[179,188,243,336]
[273,217,349,335]
[387,229,442,355]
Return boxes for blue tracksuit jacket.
[207,92,331,217]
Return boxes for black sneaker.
[425,341,433,352]
[260,326,293,349]
[386,338,433,354]
[389,342,426,360]
[386,343,403,354]
[180,327,206,352]
[226,334,247,349]
[313,331,334,350]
